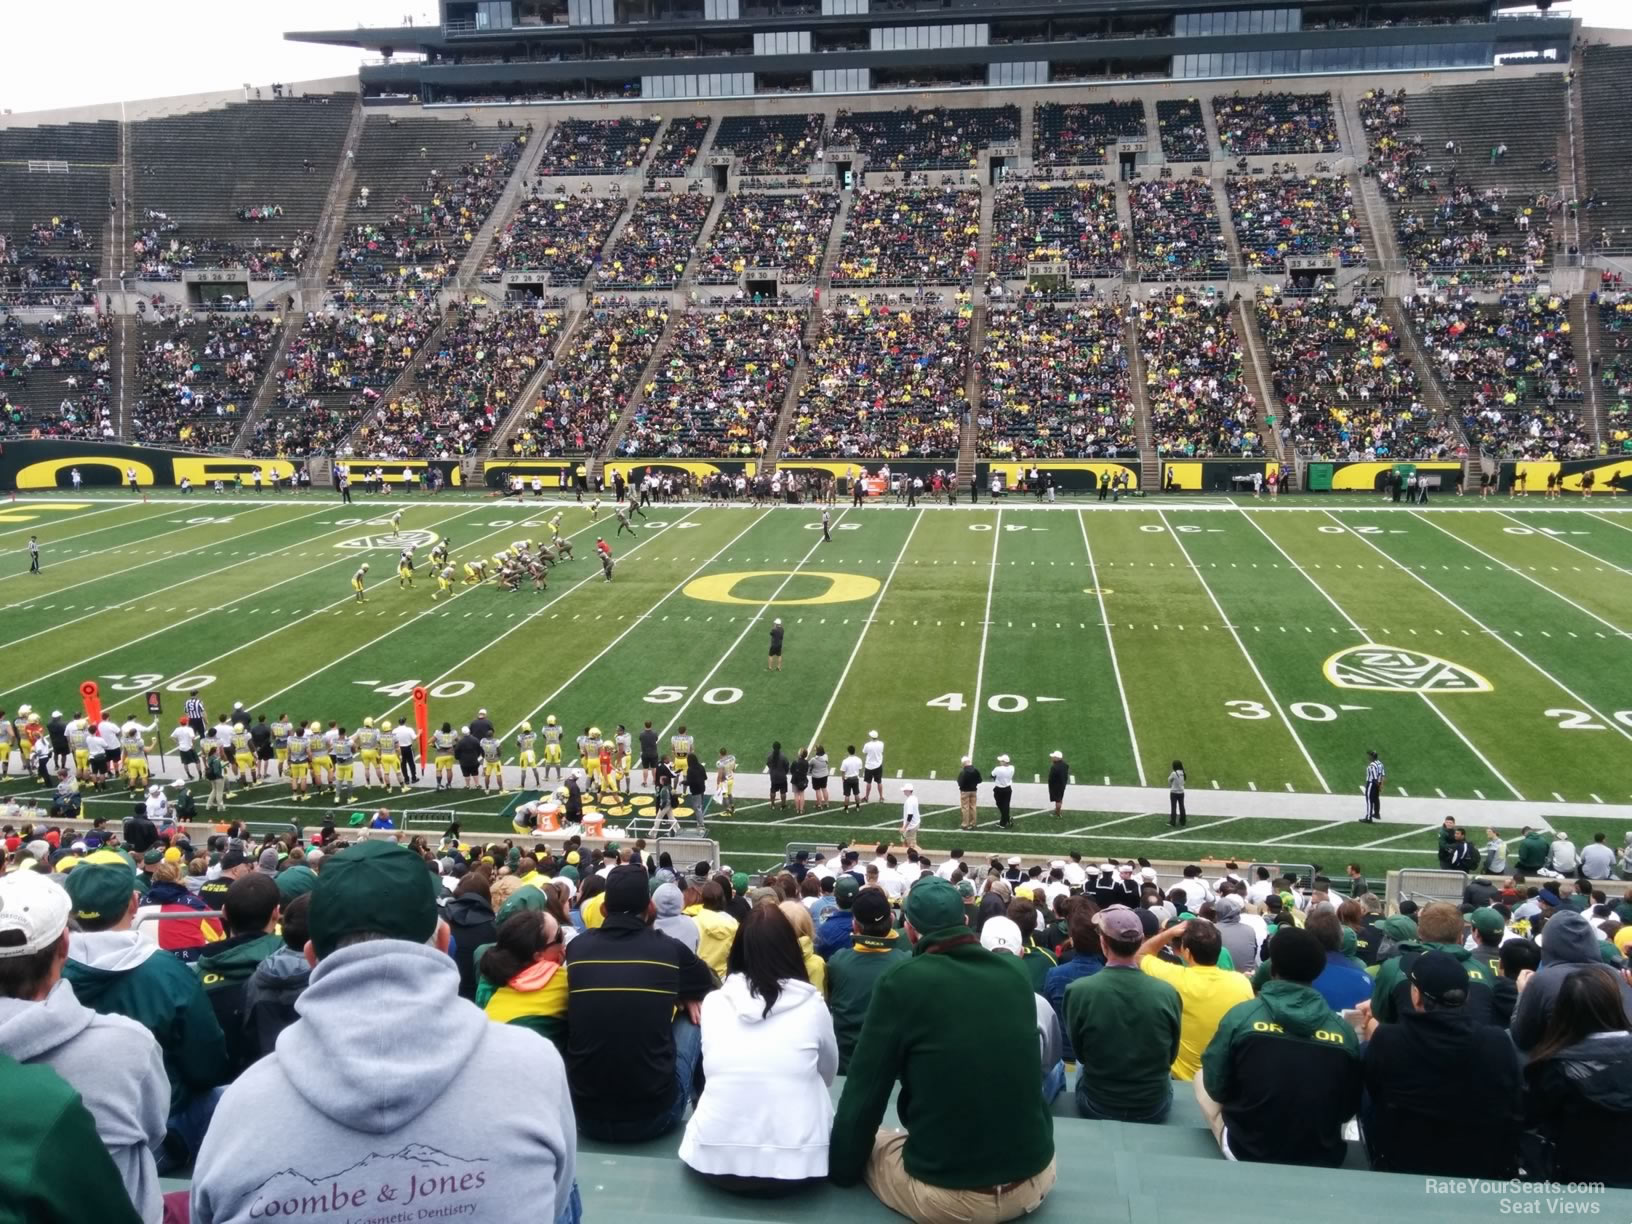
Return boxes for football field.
[5,490,1632,877]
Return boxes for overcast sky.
[4,0,1628,115]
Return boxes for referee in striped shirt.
[1362,750,1385,823]
[184,693,208,741]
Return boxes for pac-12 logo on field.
[1323,646,1493,694]
[337,529,438,552]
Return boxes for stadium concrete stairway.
[1232,299,1284,461]
[129,96,353,272]
[1581,45,1632,254]
[454,133,541,293]
[1571,292,1604,450]
[1382,297,1456,435]
[1125,311,1158,488]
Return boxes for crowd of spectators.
[979,297,1137,459]
[617,308,802,458]
[481,193,627,286]
[536,118,660,175]
[1213,92,1341,156]
[130,313,278,451]
[331,136,525,290]
[0,218,98,302]
[828,105,1019,172]
[1156,98,1210,162]
[1034,101,1147,166]
[1131,180,1230,280]
[695,191,838,285]
[647,116,712,177]
[831,188,981,286]
[252,303,438,457]
[0,313,114,440]
[131,213,312,281]
[1139,288,1265,456]
[509,305,669,457]
[349,306,563,460]
[1256,294,1459,460]
[597,193,714,290]
[1598,292,1632,452]
[1226,174,1367,269]
[713,113,826,173]
[991,183,1125,279]
[1407,290,1589,458]
[11,804,1631,1224]
[1359,88,1551,283]
[786,300,968,457]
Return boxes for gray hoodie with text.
[190,940,576,1224]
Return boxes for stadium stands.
[831,187,981,286]
[1256,294,1457,460]
[1597,290,1632,452]
[1407,290,1588,458]
[712,114,824,173]
[979,297,1137,459]
[1155,98,1209,162]
[1581,45,1632,254]
[1130,180,1229,281]
[1034,100,1146,166]
[1213,91,1340,156]
[694,190,837,285]
[129,97,351,277]
[349,305,562,459]
[0,121,115,304]
[330,116,525,290]
[828,105,1019,171]
[646,116,712,178]
[130,312,277,451]
[786,301,968,458]
[1226,174,1366,269]
[508,305,669,457]
[1139,288,1264,456]
[596,192,713,290]
[535,117,659,175]
[253,303,438,457]
[481,192,627,286]
[0,313,114,440]
[617,307,801,458]
[990,183,1125,279]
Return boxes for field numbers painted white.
[986,693,1029,713]
[1138,524,1221,534]
[184,517,237,525]
[701,686,743,706]
[362,678,473,699]
[102,672,217,693]
[1289,701,1338,722]
[803,522,861,531]
[1230,699,1342,723]
[1546,708,1608,731]
[926,692,1045,714]
[926,692,967,712]
[644,685,687,704]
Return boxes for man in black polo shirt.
[563,863,715,1143]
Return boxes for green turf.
[6,493,1632,879]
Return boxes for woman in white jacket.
[679,903,838,1195]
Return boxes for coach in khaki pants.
[956,755,982,830]
[829,878,1056,1222]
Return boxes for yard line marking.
[1329,511,1632,746]
[1416,512,1632,637]
[1590,511,1632,537]
[1261,819,1351,845]
[0,510,249,590]
[1150,814,1255,840]
[1357,824,1441,850]
[966,508,1002,759]
[805,509,924,753]
[659,510,851,742]
[1494,510,1632,577]
[1158,509,1328,793]
[1059,810,1162,836]
[0,505,491,704]
[0,501,135,545]
[499,510,773,749]
[1077,511,1144,785]
[0,506,337,654]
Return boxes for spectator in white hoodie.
[0,872,168,1224]
[680,903,837,1196]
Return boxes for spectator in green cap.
[192,840,580,1224]
[830,876,1056,1217]
[61,850,230,1171]
[815,874,861,959]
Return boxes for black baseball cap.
[604,864,651,915]
[851,888,892,926]
[1409,949,1470,1008]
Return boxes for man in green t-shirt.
[1065,905,1182,1122]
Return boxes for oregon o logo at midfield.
[684,570,881,607]
[1324,646,1493,694]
